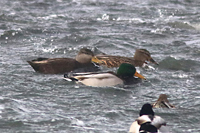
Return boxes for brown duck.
[27,48,98,74]
[91,49,158,68]
[152,94,175,108]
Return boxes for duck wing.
[152,115,167,129]
[64,72,123,87]
[27,58,80,74]
[93,55,144,68]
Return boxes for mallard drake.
[64,63,146,87]
[129,103,167,133]
[91,49,158,68]
[27,48,98,74]
[152,94,175,108]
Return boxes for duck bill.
[161,101,172,108]
[91,56,103,64]
[161,101,175,108]
[150,58,159,65]
[134,71,146,80]
[153,101,175,108]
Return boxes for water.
[0,0,200,132]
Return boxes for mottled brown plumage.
[92,49,158,68]
[27,48,95,74]
[152,94,175,108]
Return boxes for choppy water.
[0,0,200,132]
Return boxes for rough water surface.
[0,0,200,132]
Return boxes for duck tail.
[27,57,49,72]
[27,60,40,72]
[32,57,49,62]
[64,73,78,81]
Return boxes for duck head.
[134,49,158,65]
[75,48,95,64]
[152,94,175,108]
[117,63,146,79]
[139,103,154,116]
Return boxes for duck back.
[27,58,80,74]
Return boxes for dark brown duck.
[27,48,96,74]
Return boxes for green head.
[117,63,146,79]
[117,63,136,77]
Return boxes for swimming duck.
[152,94,175,108]
[27,48,98,74]
[129,103,167,133]
[91,49,158,68]
[64,63,146,87]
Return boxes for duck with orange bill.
[64,63,146,87]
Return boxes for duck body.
[27,48,97,74]
[139,122,158,133]
[92,55,144,68]
[92,49,158,68]
[65,72,124,87]
[64,63,146,87]
[27,58,93,74]
[129,103,168,133]
[129,116,165,133]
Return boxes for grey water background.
[0,0,200,132]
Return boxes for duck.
[64,63,146,87]
[152,94,175,108]
[129,103,168,133]
[91,49,158,68]
[27,48,99,74]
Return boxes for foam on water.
[0,0,200,132]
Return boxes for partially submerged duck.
[152,94,175,108]
[91,49,158,68]
[64,63,146,87]
[129,103,168,133]
[27,48,98,74]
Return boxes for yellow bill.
[91,56,103,64]
[134,71,146,80]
